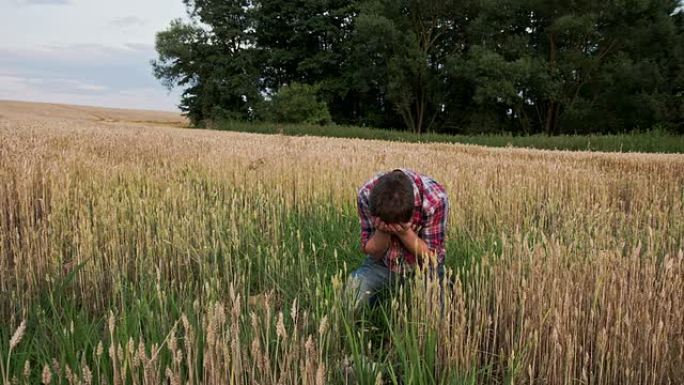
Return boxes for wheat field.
[1,101,683,384]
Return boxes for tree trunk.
[544,102,559,135]
[398,102,416,133]
[544,31,559,135]
[416,93,425,135]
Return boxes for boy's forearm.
[398,230,436,265]
[363,231,391,259]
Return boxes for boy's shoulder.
[400,169,447,196]
[399,169,448,217]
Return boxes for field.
[1,101,683,385]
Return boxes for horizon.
[0,98,183,114]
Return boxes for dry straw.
[1,107,683,384]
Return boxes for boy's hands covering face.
[373,217,416,236]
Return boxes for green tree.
[153,0,683,133]
[251,0,367,126]
[152,19,208,124]
[351,0,471,133]
[152,0,261,125]
[463,0,684,134]
[260,82,332,124]
[583,0,684,133]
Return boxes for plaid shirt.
[357,169,448,272]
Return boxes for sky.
[0,0,188,111]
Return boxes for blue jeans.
[347,256,446,308]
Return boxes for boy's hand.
[373,217,391,233]
[373,217,414,236]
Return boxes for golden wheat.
[1,104,683,384]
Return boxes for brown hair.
[369,170,414,224]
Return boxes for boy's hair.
[369,170,414,224]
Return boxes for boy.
[348,168,449,307]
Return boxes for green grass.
[1,183,498,384]
[212,120,684,154]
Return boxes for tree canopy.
[153,0,684,134]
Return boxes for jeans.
[346,256,446,308]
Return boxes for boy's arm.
[395,197,448,266]
[358,190,391,260]
[363,228,392,260]
[396,229,436,264]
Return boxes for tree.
[153,0,684,133]
[582,0,684,133]
[252,0,361,125]
[351,0,471,133]
[463,0,684,134]
[152,0,261,124]
[152,19,208,124]
[259,82,332,124]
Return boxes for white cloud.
[0,72,108,95]
[0,0,187,111]
[44,78,108,93]
[0,72,179,111]
[0,44,180,111]
[15,0,69,4]
[0,43,156,66]
[109,16,147,29]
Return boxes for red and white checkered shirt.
[357,169,449,272]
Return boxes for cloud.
[0,72,179,111]
[27,76,106,93]
[0,43,157,70]
[0,44,161,93]
[0,44,180,111]
[109,16,147,29]
[0,73,109,94]
[15,0,70,5]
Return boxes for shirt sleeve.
[420,194,448,265]
[357,188,374,250]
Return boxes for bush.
[261,83,332,125]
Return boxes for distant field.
[1,101,683,384]
[0,100,187,126]
[215,120,684,154]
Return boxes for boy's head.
[369,170,414,224]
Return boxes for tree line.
[153,0,684,135]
